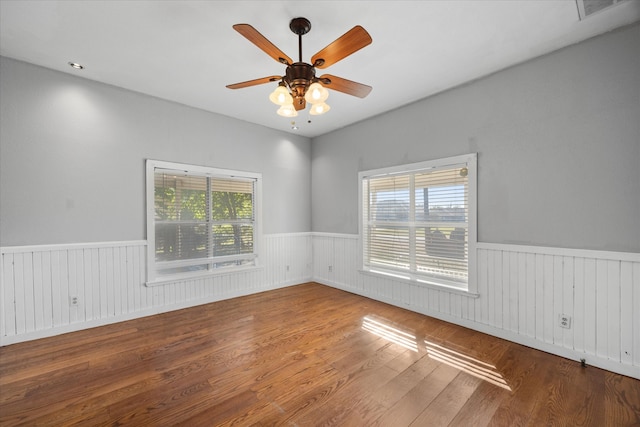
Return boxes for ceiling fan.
[226,17,372,117]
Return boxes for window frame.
[146,159,262,286]
[358,153,478,296]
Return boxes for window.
[359,154,476,292]
[146,160,261,284]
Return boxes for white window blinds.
[147,161,260,283]
[361,154,476,290]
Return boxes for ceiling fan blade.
[311,26,372,69]
[233,24,293,65]
[319,74,372,98]
[226,76,282,89]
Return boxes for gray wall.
[312,24,640,253]
[2,24,639,252]
[0,57,312,246]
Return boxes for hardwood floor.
[1,282,638,426]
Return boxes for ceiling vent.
[576,0,629,19]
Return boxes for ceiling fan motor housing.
[286,62,316,109]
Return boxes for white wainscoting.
[312,233,640,379]
[0,233,312,346]
[2,232,638,379]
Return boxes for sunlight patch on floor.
[425,340,511,391]
[362,315,419,352]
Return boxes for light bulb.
[269,85,292,106]
[310,87,321,101]
[304,82,329,104]
[309,102,330,116]
[277,104,298,117]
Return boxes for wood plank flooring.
[1,282,638,426]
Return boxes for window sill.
[146,265,263,287]
[359,269,479,298]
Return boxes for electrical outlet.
[328,265,333,272]
[286,265,290,272]
[70,296,79,306]
[559,314,571,329]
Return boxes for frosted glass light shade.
[277,104,298,117]
[309,102,330,115]
[304,82,329,104]
[269,85,293,106]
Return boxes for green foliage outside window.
[154,173,255,265]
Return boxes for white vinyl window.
[146,160,261,285]
[359,154,477,293]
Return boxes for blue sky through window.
[373,185,465,208]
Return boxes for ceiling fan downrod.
[285,17,317,109]
[289,17,311,63]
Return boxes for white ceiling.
[1,1,638,138]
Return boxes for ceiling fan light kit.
[227,17,372,120]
